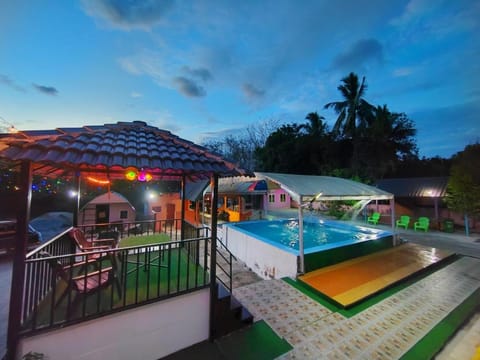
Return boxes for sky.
[0,0,479,159]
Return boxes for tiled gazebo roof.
[0,121,251,180]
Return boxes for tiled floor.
[233,256,480,360]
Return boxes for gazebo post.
[390,197,396,245]
[6,160,32,360]
[180,175,186,240]
[72,172,81,227]
[208,174,219,341]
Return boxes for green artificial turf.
[163,321,292,360]
[119,233,171,247]
[217,320,292,360]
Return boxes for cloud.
[392,66,417,77]
[332,38,384,71]
[81,0,174,30]
[410,101,480,157]
[181,66,212,82]
[131,91,143,98]
[390,0,436,26]
[242,83,265,100]
[173,77,206,97]
[32,83,58,96]
[0,74,25,92]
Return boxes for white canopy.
[255,172,393,203]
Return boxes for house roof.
[376,177,449,198]
[81,191,135,211]
[83,191,133,206]
[255,172,394,203]
[0,121,251,180]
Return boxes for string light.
[125,168,152,182]
[86,176,111,185]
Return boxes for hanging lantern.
[137,170,152,182]
[125,169,137,181]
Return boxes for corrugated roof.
[0,121,251,180]
[204,177,268,195]
[255,172,393,202]
[376,177,449,198]
[185,179,209,201]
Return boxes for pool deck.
[234,255,480,359]
[298,242,453,307]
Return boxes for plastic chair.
[367,212,380,225]
[396,215,410,229]
[414,217,430,232]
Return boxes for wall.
[222,225,297,279]
[18,289,210,360]
[266,189,291,210]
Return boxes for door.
[95,204,110,224]
[166,203,175,225]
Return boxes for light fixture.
[125,168,152,182]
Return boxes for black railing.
[20,237,210,336]
[202,226,235,293]
[18,219,235,336]
[78,219,185,242]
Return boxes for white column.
[298,205,304,275]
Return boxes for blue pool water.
[231,218,392,253]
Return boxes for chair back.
[418,217,429,225]
[400,215,410,224]
[69,228,90,251]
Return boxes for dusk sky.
[0,0,478,159]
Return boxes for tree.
[324,72,374,139]
[303,112,327,137]
[255,124,308,173]
[202,118,280,171]
[360,105,418,180]
[445,143,480,236]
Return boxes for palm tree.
[304,112,326,137]
[324,72,374,139]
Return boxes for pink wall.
[266,189,291,209]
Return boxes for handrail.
[20,236,210,336]
[26,227,74,259]
[202,225,235,293]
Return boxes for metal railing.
[21,237,210,335]
[202,226,236,293]
[20,219,211,336]
[77,219,185,242]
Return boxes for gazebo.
[0,121,251,359]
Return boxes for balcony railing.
[20,219,212,336]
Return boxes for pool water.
[232,218,391,252]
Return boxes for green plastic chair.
[367,212,381,225]
[414,217,430,232]
[396,215,410,229]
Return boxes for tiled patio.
[233,256,480,359]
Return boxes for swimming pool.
[222,218,393,279]
[231,218,391,253]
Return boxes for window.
[280,194,286,202]
[120,210,128,219]
[268,194,275,203]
